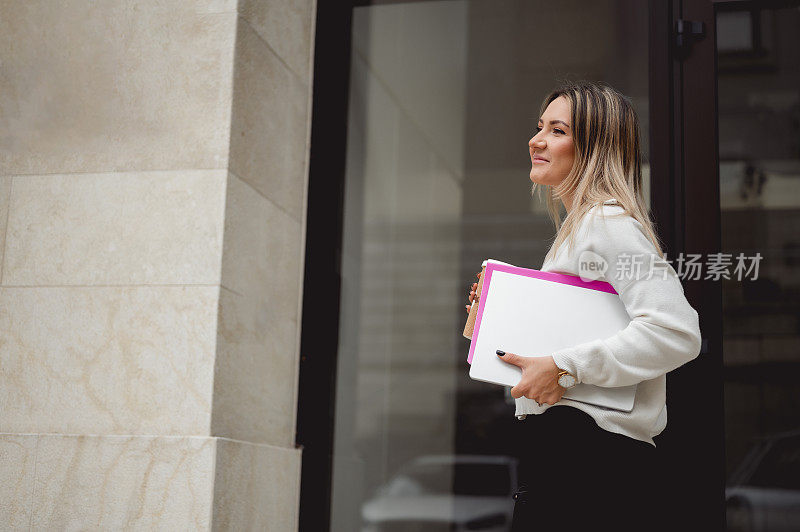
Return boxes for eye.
[534,126,565,135]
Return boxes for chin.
[529,172,545,185]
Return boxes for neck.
[561,193,574,214]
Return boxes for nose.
[529,133,544,149]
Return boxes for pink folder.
[467,260,618,365]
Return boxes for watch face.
[559,374,577,388]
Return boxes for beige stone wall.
[0,0,315,529]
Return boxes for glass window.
[746,435,800,491]
[330,1,651,530]
[718,4,800,530]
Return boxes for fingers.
[465,281,479,314]
[529,391,565,406]
[502,353,565,405]
[510,384,561,406]
[496,351,524,367]
[515,395,553,405]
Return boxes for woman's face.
[528,96,575,187]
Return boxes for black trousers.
[510,405,669,532]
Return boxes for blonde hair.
[532,79,665,264]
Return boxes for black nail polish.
[496,350,505,356]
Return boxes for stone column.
[0,1,315,529]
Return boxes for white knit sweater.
[514,199,703,447]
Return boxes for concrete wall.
[0,0,315,528]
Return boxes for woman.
[465,80,702,531]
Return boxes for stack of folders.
[463,259,637,412]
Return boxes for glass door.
[714,3,800,530]
[325,1,653,530]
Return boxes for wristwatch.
[557,369,577,389]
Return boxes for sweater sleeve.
[549,209,702,388]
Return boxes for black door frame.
[294,1,354,531]
[649,0,725,529]
[297,1,728,529]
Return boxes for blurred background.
[717,5,800,531]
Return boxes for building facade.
[2,0,799,530]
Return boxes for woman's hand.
[497,352,566,405]
[465,271,482,314]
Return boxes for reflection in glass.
[718,5,800,531]
[329,1,651,531]
[361,455,517,531]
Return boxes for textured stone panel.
[0,435,36,529]
[0,286,218,435]
[238,0,316,78]
[0,1,236,175]
[212,286,299,446]
[30,434,215,530]
[212,438,301,530]
[220,172,303,317]
[229,20,310,220]
[3,170,226,286]
[0,0,237,174]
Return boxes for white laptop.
[467,259,638,412]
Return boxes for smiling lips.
[533,155,549,163]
